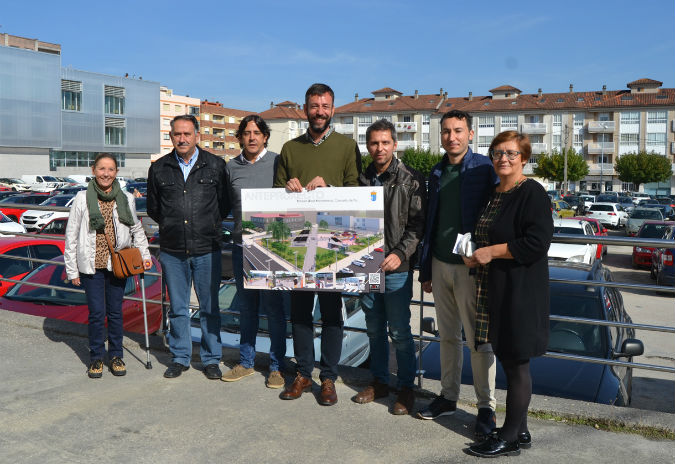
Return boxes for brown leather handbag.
[104,232,144,279]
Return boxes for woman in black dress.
[464,131,553,458]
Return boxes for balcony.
[587,121,616,133]
[521,123,547,134]
[587,142,615,154]
[333,123,354,134]
[394,121,418,132]
[523,163,538,175]
[588,163,615,176]
[397,140,418,150]
[531,143,547,154]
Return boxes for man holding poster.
[274,83,360,406]
[353,119,426,415]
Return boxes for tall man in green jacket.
[274,83,360,406]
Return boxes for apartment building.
[0,34,159,178]
[157,86,200,161]
[258,101,308,153]
[199,101,253,160]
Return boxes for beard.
[309,115,332,134]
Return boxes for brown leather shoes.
[319,379,338,406]
[279,374,312,400]
[392,387,415,415]
[353,381,389,404]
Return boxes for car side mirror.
[422,316,438,336]
[613,338,644,358]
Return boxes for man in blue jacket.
[417,110,499,438]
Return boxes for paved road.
[1,309,673,464]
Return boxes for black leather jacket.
[359,158,426,273]
[147,148,228,255]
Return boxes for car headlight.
[39,212,54,219]
[567,255,586,263]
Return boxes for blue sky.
[3,0,674,111]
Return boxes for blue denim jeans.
[233,246,287,372]
[160,250,222,366]
[360,271,416,388]
[80,269,126,362]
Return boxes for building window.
[379,115,393,122]
[359,115,373,128]
[620,111,640,125]
[620,133,639,145]
[229,143,235,149]
[621,182,634,191]
[162,103,170,111]
[342,116,353,124]
[162,118,170,127]
[104,117,126,145]
[104,86,125,115]
[598,113,611,122]
[61,80,82,111]
[402,115,412,123]
[573,112,584,129]
[478,116,495,128]
[646,133,666,151]
[501,114,517,129]
[163,133,170,140]
[598,154,610,163]
[189,106,199,116]
[203,127,210,134]
[477,135,493,150]
[358,134,367,143]
[229,116,235,124]
[174,104,182,112]
[422,114,430,126]
[552,114,562,127]
[203,114,209,121]
[50,151,125,169]
[422,133,430,144]
[647,111,667,124]
[204,141,210,148]
[552,134,561,148]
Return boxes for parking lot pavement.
[1,309,674,464]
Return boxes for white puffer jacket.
[64,190,151,279]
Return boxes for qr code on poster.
[369,273,381,285]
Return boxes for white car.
[351,259,366,267]
[0,212,26,235]
[586,202,627,228]
[362,254,374,260]
[631,192,651,205]
[579,195,596,210]
[548,218,598,265]
[20,194,74,232]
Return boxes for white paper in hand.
[453,232,477,258]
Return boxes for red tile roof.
[259,106,306,120]
[336,93,444,114]
[489,85,522,93]
[627,78,663,87]
[372,87,402,94]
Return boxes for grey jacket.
[64,190,150,279]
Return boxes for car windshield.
[40,195,73,207]
[42,176,59,182]
[0,195,24,204]
[549,293,607,358]
[631,209,662,219]
[553,227,584,235]
[590,205,612,211]
[0,213,13,223]
[596,194,617,202]
[5,261,87,305]
[638,224,669,238]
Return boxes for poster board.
[240,186,385,293]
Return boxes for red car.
[374,247,384,253]
[0,236,65,297]
[0,256,163,334]
[632,221,675,269]
[572,216,607,259]
[0,193,50,222]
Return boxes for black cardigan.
[481,179,553,360]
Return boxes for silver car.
[625,208,663,236]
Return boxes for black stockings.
[499,358,531,443]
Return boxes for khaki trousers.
[431,257,496,410]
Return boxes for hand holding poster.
[240,186,385,293]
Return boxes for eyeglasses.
[490,150,521,161]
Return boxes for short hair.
[305,83,335,107]
[366,119,397,144]
[440,110,473,130]
[92,152,118,169]
[236,114,271,148]
[488,130,532,162]
[170,114,199,133]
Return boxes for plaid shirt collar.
[304,127,333,146]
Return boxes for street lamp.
[293,251,298,271]
[334,248,338,271]
[599,121,611,193]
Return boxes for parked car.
[0,256,163,334]
[650,226,675,286]
[0,178,31,192]
[632,221,674,269]
[420,261,644,405]
[0,236,65,296]
[625,208,663,236]
[547,190,562,201]
[373,247,384,253]
[190,283,370,367]
[586,202,627,228]
[20,194,75,232]
[571,216,607,258]
[20,175,65,193]
[339,267,354,274]
[0,213,26,236]
[631,192,651,205]
[49,185,87,196]
[551,200,575,218]
[0,194,51,222]
[133,197,159,236]
[362,254,374,260]
[595,193,619,203]
[579,194,596,210]
[617,196,635,214]
[654,197,675,208]
[563,196,585,215]
[36,217,68,236]
[351,259,366,267]
[549,218,597,264]
[126,181,148,196]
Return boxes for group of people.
[64,82,553,459]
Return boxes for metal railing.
[1,213,674,405]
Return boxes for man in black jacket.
[147,115,228,380]
[353,119,426,415]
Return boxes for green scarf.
[87,179,135,231]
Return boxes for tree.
[533,148,589,183]
[319,219,329,229]
[304,221,312,228]
[267,221,290,241]
[400,148,443,178]
[361,154,373,172]
[241,220,255,231]
[615,151,673,190]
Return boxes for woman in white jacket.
[64,153,151,378]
